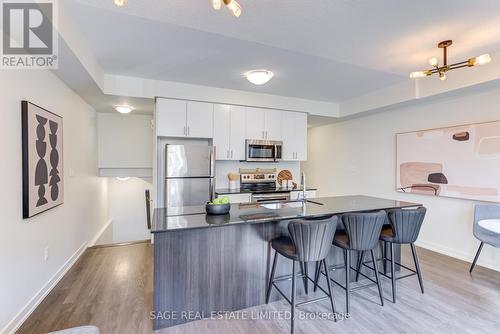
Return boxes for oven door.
[246,140,282,162]
[252,192,291,203]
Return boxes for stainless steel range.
[239,168,291,202]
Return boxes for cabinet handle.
[187,126,190,136]
[183,126,186,136]
[231,150,233,159]
[227,150,230,159]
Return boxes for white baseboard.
[89,219,113,247]
[415,239,500,272]
[1,241,88,334]
[1,220,111,334]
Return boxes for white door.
[230,106,246,160]
[245,107,266,140]
[156,98,186,137]
[213,104,231,160]
[295,112,308,161]
[264,109,283,140]
[281,111,296,160]
[186,101,214,138]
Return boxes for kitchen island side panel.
[153,221,400,330]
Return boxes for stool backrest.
[388,207,427,244]
[288,216,338,262]
[474,205,500,224]
[341,211,386,251]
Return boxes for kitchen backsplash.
[215,161,301,189]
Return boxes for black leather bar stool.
[377,207,427,303]
[318,211,386,315]
[266,217,338,334]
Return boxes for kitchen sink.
[261,201,304,210]
[260,200,323,210]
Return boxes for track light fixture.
[212,0,242,17]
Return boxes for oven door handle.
[252,193,291,202]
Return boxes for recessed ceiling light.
[114,0,128,7]
[116,177,130,181]
[114,105,133,114]
[244,70,274,85]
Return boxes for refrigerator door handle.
[209,146,215,177]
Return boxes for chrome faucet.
[301,172,306,201]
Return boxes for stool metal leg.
[355,251,364,282]
[410,243,424,293]
[469,242,484,273]
[313,261,321,292]
[390,242,396,303]
[266,251,278,304]
[323,259,337,321]
[345,249,351,314]
[370,250,384,306]
[300,262,308,294]
[383,241,388,274]
[291,260,296,334]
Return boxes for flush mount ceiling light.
[410,40,491,81]
[114,105,134,114]
[212,0,242,17]
[114,0,128,7]
[244,70,274,85]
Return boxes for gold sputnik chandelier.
[410,40,491,81]
[211,0,242,17]
[114,0,242,18]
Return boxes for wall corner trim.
[1,242,88,334]
[89,219,113,247]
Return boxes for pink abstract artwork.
[396,120,500,203]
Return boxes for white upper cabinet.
[245,107,266,140]
[265,109,283,140]
[156,98,186,137]
[156,98,307,161]
[294,112,308,160]
[156,98,213,138]
[229,106,246,160]
[213,104,246,160]
[213,104,231,160]
[245,107,282,140]
[186,101,214,138]
[281,111,308,161]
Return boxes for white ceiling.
[66,0,500,103]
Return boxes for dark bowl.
[205,203,231,215]
[205,214,231,225]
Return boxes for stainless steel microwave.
[245,139,282,162]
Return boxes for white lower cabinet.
[216,193,252,204]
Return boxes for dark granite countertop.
[151,195,421,233]
[215,186,317,195]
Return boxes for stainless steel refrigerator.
[164,144,215,208]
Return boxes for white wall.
[303,86,500,272]
[0,70,109,334]
[105,177,152,243]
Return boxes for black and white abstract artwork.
[22,101,64,218]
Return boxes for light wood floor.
[18,242,500,334]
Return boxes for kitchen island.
[151,195,421,330]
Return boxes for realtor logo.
[1,0,58,69]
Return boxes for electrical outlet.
[44,246,49,261]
